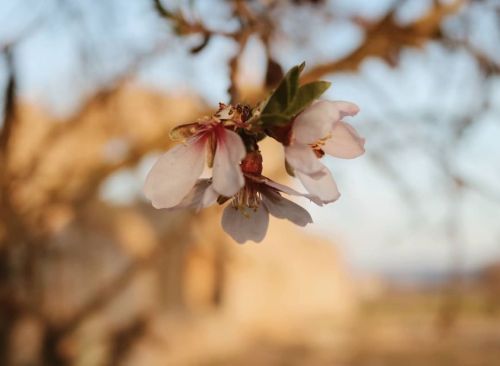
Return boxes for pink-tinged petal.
[221,204,269,244]
[262,193,312,227]
[262,178,324,206]
[323,121,365,159]
[285,144,324,175]
[264,179,305,196]
[212,129,245,196]
[295,168,340,203]
[292,100,359,145]
[329,101,359,118]
[201,184,219,207]
[144,139,205,209]
[171,179,209,209]
[171,179,218,211]
[292,100,336,144]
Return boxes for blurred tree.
[0,0,499,365]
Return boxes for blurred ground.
[194,289,500,366]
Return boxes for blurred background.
[1,0,500,365]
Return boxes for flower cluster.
[144,63,365,243]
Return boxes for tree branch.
[301,0,464,83]
[0,47,16,156]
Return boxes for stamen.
[231,182,262,211]
[310,133,331,158]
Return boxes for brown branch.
[153,0,271,103]
[48,209,193,338]
[301,0,465,83]
[457,176,500,205]
[14,38,172,184]
[0,47,16,156]
[57,254,155,336]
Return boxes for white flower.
[173,173,316,244]
[285,100,365,203]
[144,121,245,209]
[221,174,315,244]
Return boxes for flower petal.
[292,100,359,145]
[262,178,324,206]
[262,193,312,227]
[292,101,336,144]
[212,128,245,196]
[221,204,269,244]
[323,121,365,159]
[329,101,359,118]
[201,184,219,207]
[285,144,324,175]
[171,179,218,211]
[295,168,340,203]
[144,139,205,209]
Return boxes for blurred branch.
[0,46,26,245]
[40,251,157,365]
[0,5,45,52]
[0,47,16,157]
[457,175,500,204]
[153,0,235,53]
[14,37,172,185]
[0,45,49,366]
[301,0,464,83]
[153,0,272,101]
[446,38,500,75]
[45,210,193,345]
[58,253,155,336]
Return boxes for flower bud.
[240,151,263,175]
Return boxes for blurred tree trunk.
[0,45,22,366]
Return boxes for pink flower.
[144,119,246,209]
[285,100,365,203]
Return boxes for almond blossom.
[143,63,365,244]
[172,173,315,244]
[144,108,246,209]
[284,100,365,203]
[161,151,316,244]
[220,174,315,243]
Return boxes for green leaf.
[262,63,303,116]
[260,113,291,126]
[259,62,331,128]
[285,81,331,117]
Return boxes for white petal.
[292,101,334,144]
[264,179,305,196]
[201,184,219,207]
[285,144,324,175]
[262,193,312,227]
[323,121,365,159]
[296,168,340,203]
[292,100,359,145]
[171,179,218,211]
[212,129,245,196]
[144,139,205,209]
[262,178,324,206]
[329,101,359,118]
[221,204,269,244]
